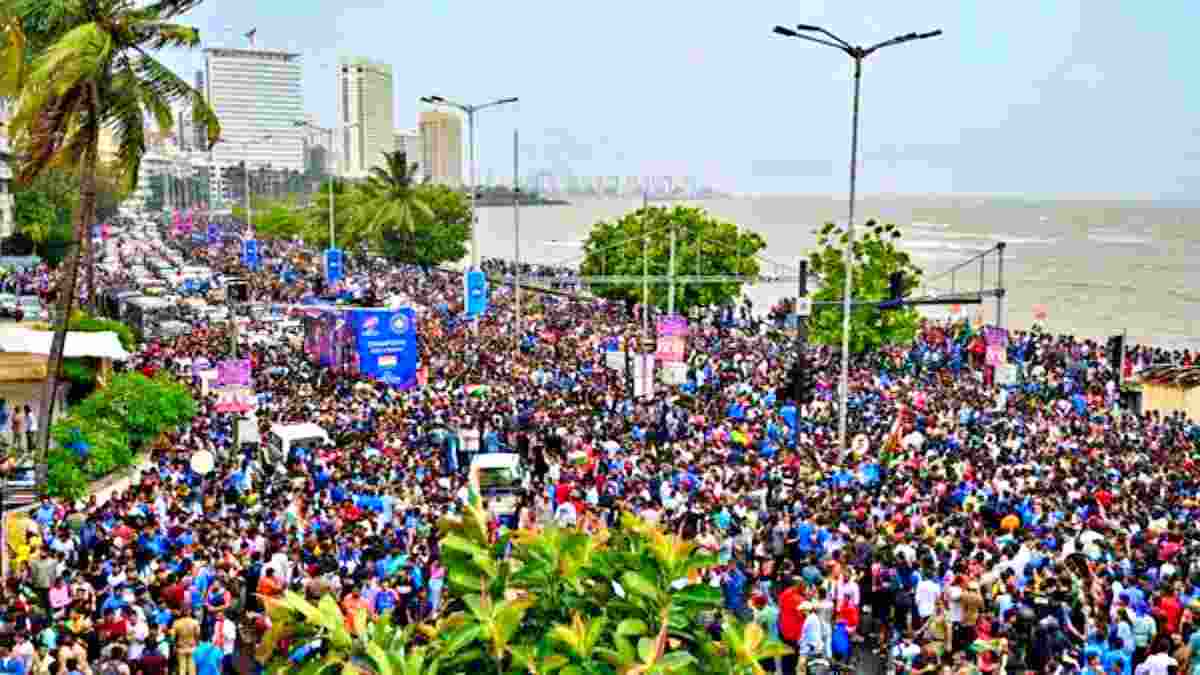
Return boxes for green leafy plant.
[579,206,766,314]
[45,414,132,498]
[67,372,197,450]
[806,220,923,353]
[267,507,788,674]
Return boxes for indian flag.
[465,384,490,398]
[567,449,589,466]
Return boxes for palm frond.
[10,84,87,184]
[134,0,206,20]
[0,13,28,96]
[103,63,147,190]
[28,22,113,98]
[130,21,199,51]
[132,51,219,149]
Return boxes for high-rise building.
[393,129,422,178]
[205,46,304,200]
[337,56,394,178]
[191,69,207,150]
[418,111,462,187]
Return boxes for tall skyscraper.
[337,56,394,178]
[418,110,462,187]
[205,47,304,177]
[192,69,207,149]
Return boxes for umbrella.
[1000,514,1021,532]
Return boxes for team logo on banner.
[360,315,380,335]
[390,313,409,334]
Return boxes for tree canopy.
[235,181,470,267]
[579,205,766,314]
[379,183,470,267]
[806,220,923,352]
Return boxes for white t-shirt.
[915,579,941,618]
[947,585,964,623]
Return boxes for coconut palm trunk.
[36,83,98,485]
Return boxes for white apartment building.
[337,56,394,178]
[393,129,423,179]
[205,47,304,196]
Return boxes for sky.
[156,0,1200,198]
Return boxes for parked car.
[1,464,37,512]
[0,293,17,318]
[17,296,47,321]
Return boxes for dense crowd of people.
[1,225,1199,675]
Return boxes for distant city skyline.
[153,1,1200,198]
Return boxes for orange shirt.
[257,575,283,598]
[342,595,370,632]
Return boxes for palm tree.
[0,0,220,484]
[18,219,50,248]
[353,150,432,247]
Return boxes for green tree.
[579,205,766,314]
[69,371,197,450]
[0,0,219,476]
[806,220,923,353]
[379,183,470,266]
[233,197,315,243]
[352,151,432,245]
[12,188,54,245]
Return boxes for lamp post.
[241,135,273,231]
[773,23,941,456]
[419,95,519,270]
[294,120,358,249]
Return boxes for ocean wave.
[904,239,987,252]
[1168,288,1200,303]
[910,221,950,230]
[543,239,586,247]
[987,234,1059,246]
[1057,279,1138,292]
[1086,228,1151,246]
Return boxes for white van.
[266,423,331,463]
[468,453,529,526]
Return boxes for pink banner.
[217,359,252,386]
[655,315,688,362]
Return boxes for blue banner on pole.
[325,248,343,284]
[241,239,260,271]
[351,308,417,388]
[206,221,220,245]
[91,224,101,241]
[464,269,488,317]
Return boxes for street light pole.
[295,121,357,251]
[419,95,519,271]
[773,23,941,457]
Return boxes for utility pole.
[668,224,676,316]
[773,22,941,457]
[513,128,521,353]
[642,212,649,344]
[796,259,809,346]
